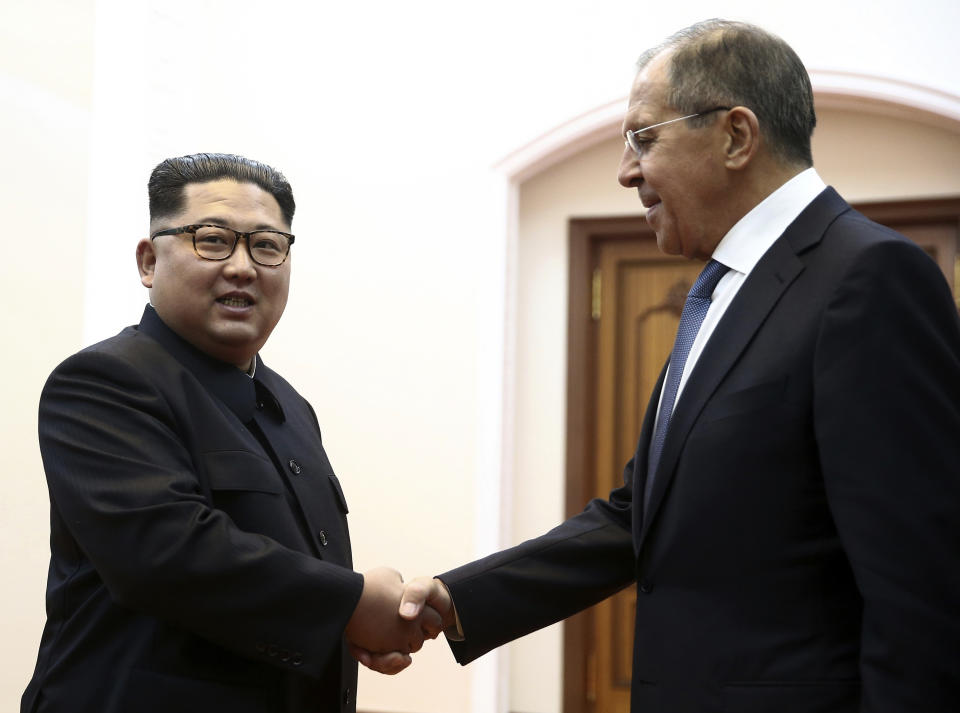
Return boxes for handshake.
[344,568,454,674]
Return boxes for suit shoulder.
[789,189,921,268]
[826,208,919,252]
[814,212,957,327]
[807,208,942,286]
[45,325,178,393]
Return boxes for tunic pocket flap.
[327,474,349,514]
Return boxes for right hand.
[399,576,455,633]
[345,569,446,675]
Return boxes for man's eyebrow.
[192,217,285,232]
[623,110,653,132]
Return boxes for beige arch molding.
[495,69,960,184]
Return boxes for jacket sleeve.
[813,234,960,709]
[439,460,637,665]
[39,348,364,679]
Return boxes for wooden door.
[561,198,960,713]
[563,216,693,713]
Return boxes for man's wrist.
[435,578,465,641]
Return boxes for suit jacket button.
[268,644,278,656]
[280,649,291,662]
[319,530,328,546]
[639,581,653,594]
[288,459,302,475]
[292,652,303,666]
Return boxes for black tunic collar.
[136,305,283,423]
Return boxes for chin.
[206,333,261,360]
[655,233,681,257]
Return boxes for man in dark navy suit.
[396,20,960,712]
[23,153,436,713]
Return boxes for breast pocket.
[201,450,294,537]
[203,450,283,494]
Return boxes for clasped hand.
[345,569,455,675]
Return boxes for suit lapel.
[637,187,849,544]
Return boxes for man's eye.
[195,228,231,245]
[252,236,283,253]
[626,131,655,155]
[198,234,229,245]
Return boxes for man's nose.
[618,145,641,188]
[224,237,257,278]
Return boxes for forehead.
[622,53,673,129]
[178,179,287,229]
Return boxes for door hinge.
[591,268,602,321]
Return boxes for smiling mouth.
[217,297,253,308]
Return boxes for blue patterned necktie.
[644,258,730,512]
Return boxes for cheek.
[152,261,217,310]
[662,182,696,220]
[266,271,291,309]
[155,251,201,281]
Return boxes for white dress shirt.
[653,168,827,426]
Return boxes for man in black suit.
[393,20,960,712]
[23,153,436,713]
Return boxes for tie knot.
[689,259,729,300]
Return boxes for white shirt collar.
[712,167,827,276]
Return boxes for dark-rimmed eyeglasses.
[624,106,731,158]
[150,224,295,267]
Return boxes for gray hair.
[638,19,816,167]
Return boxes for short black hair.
[638,19,817,167]
[148,152,296,225]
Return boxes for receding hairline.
[635,23,729,93]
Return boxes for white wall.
[0,0,96,709]
[3,2,958,713]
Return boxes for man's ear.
[723,106,760,170]
[136,238,157,288]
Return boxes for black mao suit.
[23,306,364,713]
[439,188,960,712]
